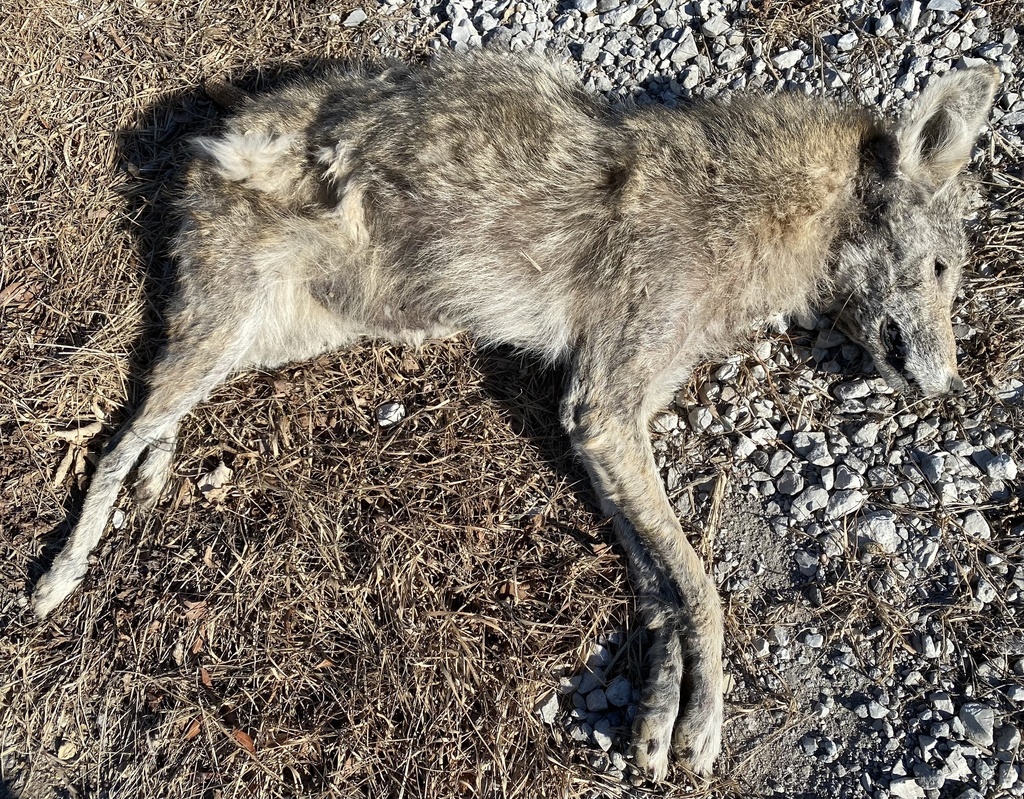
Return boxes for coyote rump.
[33,52,998,780]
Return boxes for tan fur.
[32,53,999,781]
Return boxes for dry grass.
[0,2,741,796]
[3,2,1024,798]
[0,6,645,798]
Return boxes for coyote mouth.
[880,319,909,376]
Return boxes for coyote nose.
[947,375,965,396]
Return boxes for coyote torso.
[34,52,998,781]
[185,56,869,371]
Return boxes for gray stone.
[794,549,818,576]
[777,469,805,496]
[975,576,998,604]
[586,688,609,712]
[674,30,700,63]
[581,41,601,62]
[919,453,946,483]
[700,16,729,37]
[931,692,955,716]
[535,691,559,724]
[852,421,881,447]
[688,406,713,432]
[605,676,632,707]
[826,489,867,519]
[912,764,944,790]
[834,465,863,490]
[927,0,960,10]
[656,39,677,59]
[343,8,367,26]
[600,4,637,26]
[769,449,793,476]
[961,510,991,538]
[791,431,833,466]
[898,0,921,31]
[984,453,1018,480]
[917,634,940,658]
[890,776,925,799]
[959,703,995,747]
[792,485,829,517]
[941,749,971,782]
[837,32,859,51]
[376,401,406,426]
[996,723,1021,752]
[868,700,889,719]
[717,45,745,70]
[578,668,603,694]
[587,644,611,669]
[772,49,804,70]
[857,511,901,552]
[996,763,1018,789]
[593,718,613,751]
[651,411,678,435]
[913,539,940,572]
[450,17,476,44]
[833,379,871,401]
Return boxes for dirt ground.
[2,2,1023,799]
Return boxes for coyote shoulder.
[33,51,999,781]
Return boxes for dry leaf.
[0,280,41,308]
[183,599,208,621]
[57,741,78,760]
[51,419,103,443]
[200,666,213,688]
[52,446,75,489]
[183,717,202,741]
[232,728,256,754]
[197,462,233,503]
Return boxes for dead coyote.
[33,52,998,780]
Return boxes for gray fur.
[32,52,999,781]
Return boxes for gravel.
[358,0,1021,794]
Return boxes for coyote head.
[830,67,999,397]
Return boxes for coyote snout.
[836,286,964,398]
[32,52,999,782]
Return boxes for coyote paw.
[134,445,174,510]
[672,693,723,777]
[133,478,163,511]
[32,561,86,620]
[630,704,676,782]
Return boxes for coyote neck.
[630,101,873,330]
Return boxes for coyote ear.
[897,67,1000,189]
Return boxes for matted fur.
[32,51,999,781]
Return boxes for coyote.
[33,52,998,780]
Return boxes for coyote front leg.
[562,371,724,780]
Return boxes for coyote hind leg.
[32,324,253,619]
[562,364,724,780]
